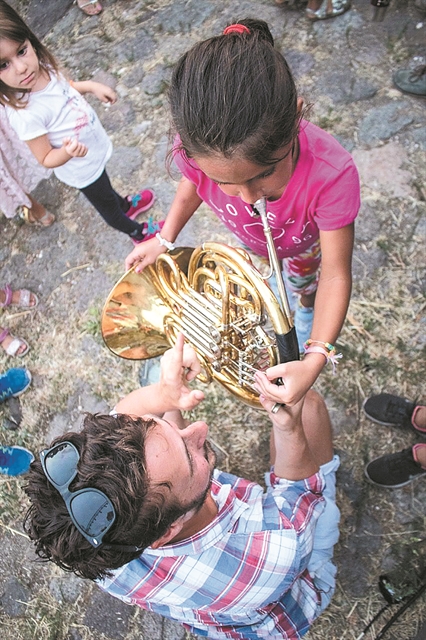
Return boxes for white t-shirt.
[6,74,112,189]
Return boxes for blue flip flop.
[0,368,32,403]
[0,445,34,476]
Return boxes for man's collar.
[146,478,250,556]
[169,493,218,544]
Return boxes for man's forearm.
[114,382,173,417]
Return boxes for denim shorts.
[307,454,341,612]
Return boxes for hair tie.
[223,24,250,35]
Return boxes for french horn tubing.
[101,200,299,408]
[252,197,299,365]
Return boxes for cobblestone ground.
[0,1,425,639]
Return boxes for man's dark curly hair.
[24,413,195,581]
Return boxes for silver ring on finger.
[271,402,285,414]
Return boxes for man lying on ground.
[24,334,340,639]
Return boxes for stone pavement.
[0,1,425,639]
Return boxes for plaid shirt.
[99,469,326,639]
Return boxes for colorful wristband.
[304,339,335,353]
[303,344,342,375]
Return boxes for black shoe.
[362,393,416,429]
[365,447,426,488]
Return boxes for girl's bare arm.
[254,223,354,405]
[26,133,87,168]
[72,80,117,104]
[125,176,203,272]
[311,223,354,344]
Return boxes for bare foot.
[413,406,426,431]
[414,443,426,468]
[76,0,102,15]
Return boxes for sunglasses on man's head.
[40,441,143,552]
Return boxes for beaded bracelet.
[304,339,335,353]
[156,232,175,251]
[303,342,342,374]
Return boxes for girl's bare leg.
[270,389,334,467]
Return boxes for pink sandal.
[0,284,39,309]
[0,328,30,358]
[75,0,103,16]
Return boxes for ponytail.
[169,18,299,166]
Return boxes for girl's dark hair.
[169,18,301,166]
[0,0,59,108]
[24,413,193,581]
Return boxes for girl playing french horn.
[126,18,361,405]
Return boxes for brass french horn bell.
[101,243,293,408]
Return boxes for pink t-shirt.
[173,121,360,259]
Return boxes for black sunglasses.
[40,441,142,552]
[359,571,426,640]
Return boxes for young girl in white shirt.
[0,0,161,244]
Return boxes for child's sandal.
[306,0,351,19]
[0,328,30,358]
[75,0,103,15]
[0,284,39,309]
[18,205,55,227]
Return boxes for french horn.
[101,199,299,408]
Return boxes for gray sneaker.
[393,66,426,97]
[365,446,426,488]
[362,393,417,429]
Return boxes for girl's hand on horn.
[254,356,324,406]
[125,237,166,273]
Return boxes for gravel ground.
[0,1,425,639]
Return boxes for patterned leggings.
[282,238,321,297]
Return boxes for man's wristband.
[155,233,175,251]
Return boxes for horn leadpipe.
[253,197,299,364]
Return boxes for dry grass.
[1,0,425,638]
